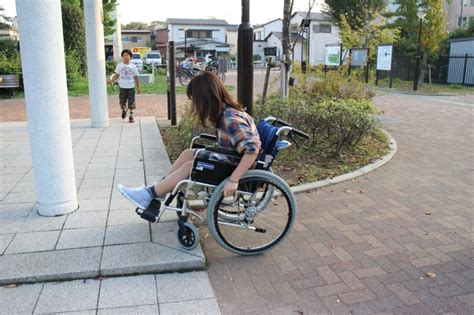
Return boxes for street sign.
[377,45,393,71]
[350,48,368,67]
[325,45,341,66]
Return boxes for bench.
[0,74,21,96]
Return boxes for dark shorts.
[119,88,136,110]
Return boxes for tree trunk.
[281,0,294,98]
[418,50,427,87]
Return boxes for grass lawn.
[69,73,187,96]
[160,126,390,187]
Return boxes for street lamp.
[413,11,426,91]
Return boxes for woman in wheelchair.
[117,71,261,212]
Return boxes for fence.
[375,54,474,87]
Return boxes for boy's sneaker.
[121,110,127,119]
[117,184,153,210]
[129,116,135,123]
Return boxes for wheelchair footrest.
[135,199,161,223]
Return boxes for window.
[131,36,138,43]
[313,24,331,33]
[458,16,468,26]
[290,24,298,32]
[186,30,212,39]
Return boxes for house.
[253,18,283,62]
[151,27,169,60]
[226,24,238,56]
[262,32,302,62]
[444,0,474,31]
[290,11,340,65]
[166,18,232,61]
[0,18,19,41]
[121,29,152,51]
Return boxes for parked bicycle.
[205,60,226,83]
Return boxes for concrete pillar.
[111,5,122,62]
[16,0,78,216]
[84,0,109,128]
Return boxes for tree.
[323,0,386,31]
[281,0,294,98]
[339,14,400,62]
[61,1,86,73]
[102,0,117,36]
[0,6,12,30]
[122,22,150,30]
[386,0,447,85]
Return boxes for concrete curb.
[290,129,397,194]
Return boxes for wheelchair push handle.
[264,116,310,140]
[290,128,310,140]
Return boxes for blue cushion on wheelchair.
[257,120,279,161]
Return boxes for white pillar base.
[37,200,79,217]
[92,121,110,128]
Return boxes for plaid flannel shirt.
[217,105,261,155]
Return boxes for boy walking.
[109,49,141,123]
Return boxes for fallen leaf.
[4,284,18,288]
[336,299,340,303]
[426,272,436,278]
[330,243,336,249]
[204,234,209,239]
[419,276,425,280]
[344,189,352,194]
[359,190,365,194]
[425,211,432,215]
[295,310,304,315]
[344,204,349,207]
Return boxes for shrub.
[255,96,379,155]
[105,60,117,75]
[0,53,21,74]
[65,50,82,87]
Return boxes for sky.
[2,0,324,25]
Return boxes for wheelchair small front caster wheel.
[177,222,200,249]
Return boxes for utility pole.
[237,0,253,115]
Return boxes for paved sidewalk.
[203,94,474,314]
[0,118,218,314]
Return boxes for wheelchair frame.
[135,116,309,255]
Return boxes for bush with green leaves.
[65,50,82,87]
[255,95,378,155]
[0,53,21,74]
[106,60,117,75]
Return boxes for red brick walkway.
[203,93,474,314]
[0,94,188,123]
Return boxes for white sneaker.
[117,184,153,210]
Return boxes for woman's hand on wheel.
[223,180,238,197]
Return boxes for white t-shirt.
[115,63,139,89]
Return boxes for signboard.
[350,48,368,67]
[132,47,151,57]
[264,47,277,56]
[376,45,393,71]
[325,45,341,66]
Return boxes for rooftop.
[166,18,229,26]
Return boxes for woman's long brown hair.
[187,71,243,128]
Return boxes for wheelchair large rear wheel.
[207,170,296,256]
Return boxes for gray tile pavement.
[0,272,217,314]
[0,118,217,313]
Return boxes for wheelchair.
[135,116,309,255]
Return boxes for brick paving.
[202,93,474,314]
[1,83,472,314]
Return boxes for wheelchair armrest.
[198,133,217,141]
[204,146,243,158]
[190,133,217,149]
